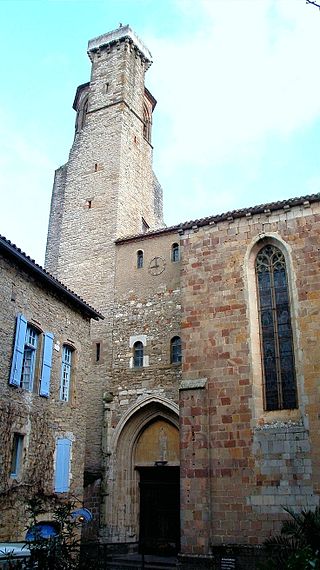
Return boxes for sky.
[1,0,320,264]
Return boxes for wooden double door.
[139,466,180,555]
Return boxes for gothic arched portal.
[103,397,180,554]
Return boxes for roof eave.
[115,193,320,245]
[0,237,103,321]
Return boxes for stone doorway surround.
[102,396,180,547]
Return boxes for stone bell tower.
[45,25,163,480]
[45,25,163,301]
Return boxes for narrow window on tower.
[80,96,88,130]
[133,341,144,368]
[255,244,297,411]
[96,342,101,362]
[143,104,151,142]
[137,250,144,269]
[170,336,182,364]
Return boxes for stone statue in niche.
[159,426,168,461]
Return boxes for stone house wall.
[0,252,93,541]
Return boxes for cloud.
[141,0,320,224]
[2,1,320,257]
[147,0,320,171]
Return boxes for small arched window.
[133,341,144,368]
[171,243,180,263]
[170,336,182,364]
[137,250,144,269]
[255,244,297,411]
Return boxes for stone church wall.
[98,232,182,543]
[41,24,320,561]
[179,201,320,555]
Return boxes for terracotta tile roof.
[115,193,320,244]
[0,235,103,320]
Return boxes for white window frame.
[60,346,72,401]
[21,326,38,391]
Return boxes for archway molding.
[105,396,179,544]
[111,395,179,451]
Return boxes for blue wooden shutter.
[9,314,27,387]
[54,438,71,493]
[40,332,54,397]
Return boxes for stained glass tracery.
[255,244,297,411]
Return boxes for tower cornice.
[87,25,152,68]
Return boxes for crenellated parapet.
[87,25,153,69]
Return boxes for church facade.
[45,25,320,566]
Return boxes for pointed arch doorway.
[106,398,180,555]
[135,418,180,555]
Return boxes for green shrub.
[259,507,320,570]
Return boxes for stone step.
[106,560,176,570]
[106,554,177,569]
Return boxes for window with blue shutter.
[54,438,71,493]
[40,332,54,397]
[9,314,27,387]
[20,325,39,391]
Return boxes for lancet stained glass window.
[255,244,297,411]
